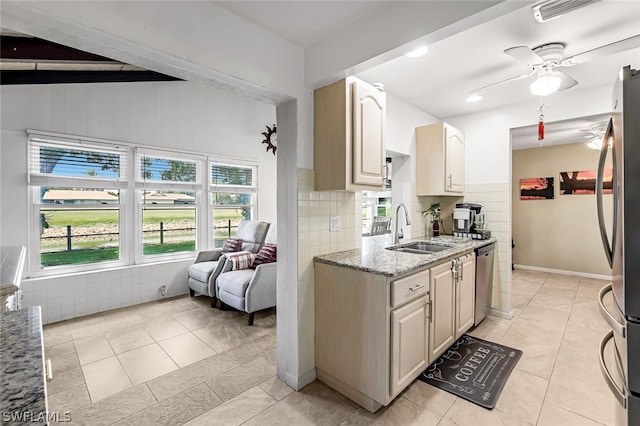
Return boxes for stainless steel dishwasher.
[474,242,495,326]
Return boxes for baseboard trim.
[285,368,316,391]
[487,308,514,320]
[514,264,610,281]
[316,369,383,413]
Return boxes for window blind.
[210,161,257,190]
[135,148,203,190]
[28,134,127,188]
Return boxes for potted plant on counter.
[422,203,442,237]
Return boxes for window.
[210,162,257,247]
[362,159,392,236]
[29,135,127,272]
[27,132,261,275]
[136,151,202,258]
[361,190,392,235]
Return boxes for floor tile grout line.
[532,274,581,426]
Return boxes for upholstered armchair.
[216,228,277,325]
[187,220,270,308]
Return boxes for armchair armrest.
[245,262,277,313]
[194,249,223,263]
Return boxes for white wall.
[0,81,276,324]
[513,143,613,277]
[445,83,614,315]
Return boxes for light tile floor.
[43,270,617,425]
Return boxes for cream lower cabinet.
[428,253,477,364]
[314,264,429,413]
[315,254,475,413]
[455,253,476,339]
[428,260,456,363]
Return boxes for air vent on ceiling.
[532,0,600,23]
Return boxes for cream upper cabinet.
[314,77,385,191]
[454,253,476,339]
[416,122,465,195]
[428,260,456,363]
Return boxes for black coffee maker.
[453,203,490,239]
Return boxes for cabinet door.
[455,254,476,339]
[429,261,456,363]
[352,81,385,187]
[390,296,428,398]
[444,124,465,193]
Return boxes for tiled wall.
[296,168,362,377]
[297,168,361,282]
[463,183,512,315]
[20,259,191,324]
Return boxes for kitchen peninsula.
[314,235,495,413]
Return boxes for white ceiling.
[214,1,388,48]
[511,112,611,150]
[217,0,640,150]
[356,0,640,118]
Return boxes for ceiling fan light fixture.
[530,73,562,96]
[586,137,603,150]
[405,46,429,58]
[465,94,483,103]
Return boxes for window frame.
[27,133,129,275]
[26,130,261,277]
[208,159,259,248]
[134,149,205,264]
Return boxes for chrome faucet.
[394,203,411,244]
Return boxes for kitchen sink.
[386,241,454,254]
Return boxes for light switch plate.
[330,216,341,232]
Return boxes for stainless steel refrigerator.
[597,65,640,426]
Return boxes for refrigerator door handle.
[596,118,616,268]
[599,330,627,409]
[598,283,626,337]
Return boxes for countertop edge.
[313,236,497,277]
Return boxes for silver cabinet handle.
[598,284,625,337]
[451,260,458,279]
[46,359,53,382]
[426,300,432,320]
[599,330,626,408]
[458,261,464,281]
[409,284,425,292]
[448,174,452,189]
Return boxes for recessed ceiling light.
[465,94,483,103]
[405,46,429,58]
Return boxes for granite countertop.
[0,306,48,425]
[314,235,496,277]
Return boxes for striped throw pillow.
[252,244,277,268]
[225,251,255,271]
[221,237,243,253]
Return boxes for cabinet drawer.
[391,269,429,308]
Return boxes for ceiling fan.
[468,34,640,99]
[581,121,609,150]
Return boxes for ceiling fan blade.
[563,34,640,65]
[554,70,578,91]
[470,70,536,93]
[504,46,543,66]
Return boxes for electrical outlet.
[330,216,341,232]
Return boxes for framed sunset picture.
[559,169,613,195]
[520,177,554,200]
